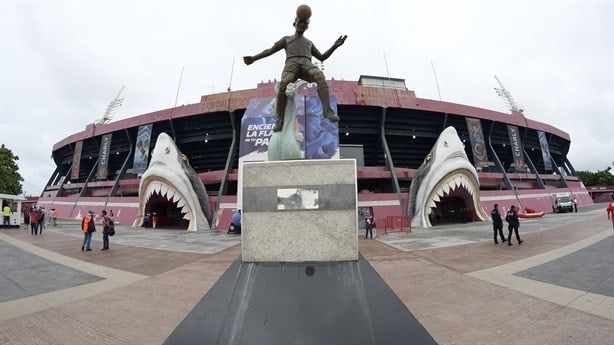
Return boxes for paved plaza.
[1,203,612,344]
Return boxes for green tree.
[0,144,24,195]
[577,167,614,186]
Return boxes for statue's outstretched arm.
[313,35,347,62]
[244,38,285,65]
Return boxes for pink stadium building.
[38,76,592,229]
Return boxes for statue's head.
[293,17,309,33]
[293,4,311,33]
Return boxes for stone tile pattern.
[0,241,103,302]
[242,159,358,262]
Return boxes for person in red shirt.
[606,201,614,232]
[30,209,39,235]
[152,213,158,229]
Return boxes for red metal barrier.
[376,216,411,237]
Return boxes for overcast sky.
[1,0,613,196]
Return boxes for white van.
[550,193,573,213]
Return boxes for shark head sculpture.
[408,126,488,228]
[136,132,212,231]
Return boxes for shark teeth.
[443,183,451,195]
[427,174,479,210]
[140,180,192,222]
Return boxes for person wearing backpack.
[81,210,96,251]
[101,210,113,251]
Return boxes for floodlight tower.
[96,85,125,125]
[494,76,523,113]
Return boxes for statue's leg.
[310,70,339,122]
[273,90,286,132]
[273,73,294,132]
[317,84,339,122]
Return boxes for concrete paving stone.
[0,241,103,302]
[516,236,614,296]
[0,203,612,344]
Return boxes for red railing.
[376,216,412,237]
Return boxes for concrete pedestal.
[242,159,357,262]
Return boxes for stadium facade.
[38,76,592,229]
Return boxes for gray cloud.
[1,0,612,196]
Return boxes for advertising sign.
[465,118,489,167]
[239,81,339,162]
[71,140,83,180]
[507,125,525,171]
[133,124,153,174]
[538,131,552,171]
[96,134,112,179]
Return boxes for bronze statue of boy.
[243,5,347,132]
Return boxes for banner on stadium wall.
[465,118,489,167]
[71,140,83,180]
[133,124,153,174]
[96,134,112,179]
[239,81,339,162]
[507,125,525,171]
[537,131,553,171]
[239,97,276,161]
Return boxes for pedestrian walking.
[505,205,524,246]
[2,204,11,228]
[490,204,507,244]
[29,208,39,235]
[36,207,45,234]
[52,209,58,226]
[607,201,614,232]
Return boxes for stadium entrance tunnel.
[142,192,188,230]
[430,194,475,225]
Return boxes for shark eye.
[164,147,170,154]
[425,154,432,162]
[443,141,449,147]
[182,155,188,162]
